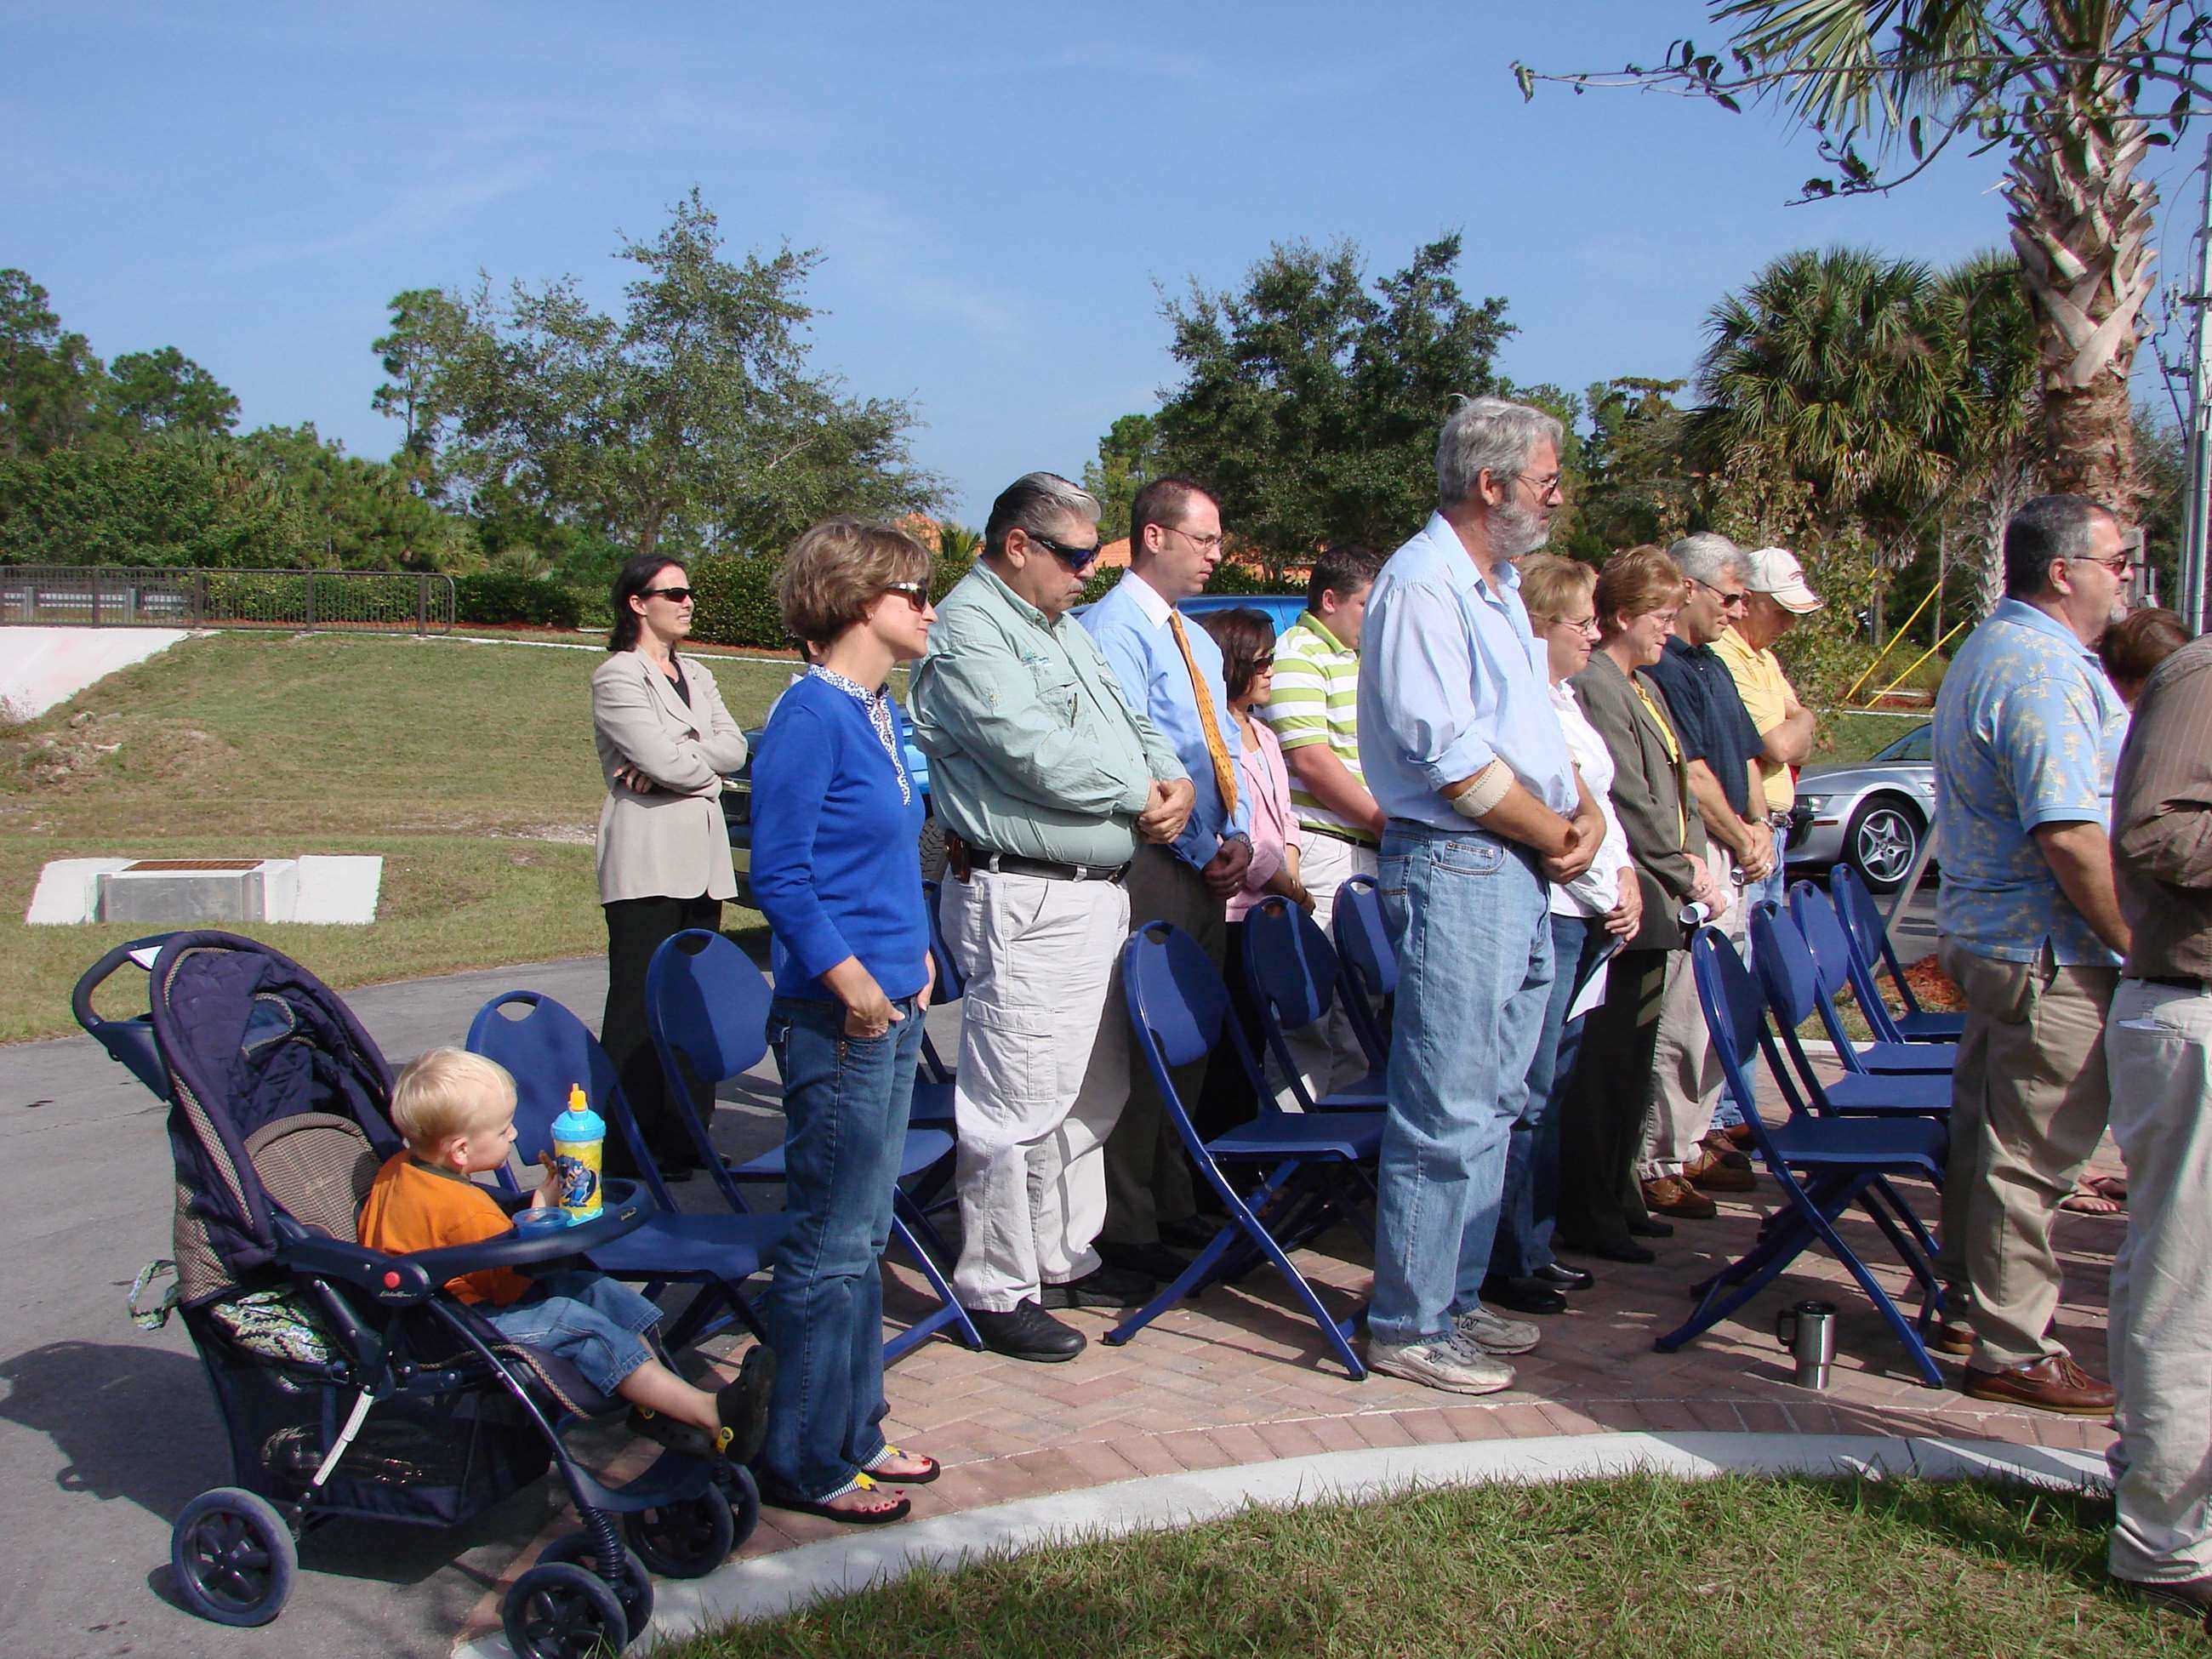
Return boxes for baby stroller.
[92,931,755,1657]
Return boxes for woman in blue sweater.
[748,517,939,1524]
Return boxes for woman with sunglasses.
[748,517,941,1524]
[591,553,750,1177]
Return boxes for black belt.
[2139,974,2210,991]
[966,848,1129,885]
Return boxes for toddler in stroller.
[361,1047,772,1458]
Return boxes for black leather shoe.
[1535,1262,1595,1291]
[969,1299,1085,1362]
[1095,1241,1190,1284]
[1625,1214,1675,1239]
[1159,1216,1222,1251]
[1480,1274,1568,1315]
[1039,1264,1155,1309]
[1555,1232,1658,1266]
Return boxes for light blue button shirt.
[1357,513,1577,831]
[1081,571,1252,869]
[1932,598,2128,966]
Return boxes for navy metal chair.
[908,880,961,1132]
[643,929,981,1364]
[1329,874,1395,1074]
[1831,864,1966,1042]
[1103,921,1384,1379]
[1655,927,1949,1387]
[466,990,784,1353]
[1748,907,1954,1120]
[1240,894,1388,1110]
[1786,883,1958,1076]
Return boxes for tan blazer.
[1571,650,1708,952]
[591,650,749,904]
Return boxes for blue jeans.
[1369,823,1555,1347]
[1491,913,1611,1280]
[758,994,923,1502]
[486,1269,663,1397]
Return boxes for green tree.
[1519,2,2198,510]
[1150,235,1514,579]
[237,424,469,570]
[403,188,944,560]
[371,286,470,484]
[1562,376,1696,559]
[0,432,310,567]
[0,269,103,459]
[1080,413,1164,542]
[100,345,240,436]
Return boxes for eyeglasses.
[1694,579,1749,611]
[1515,472,1564,501]
[1166,524,1226,553]
[642,585,693,603]
[2069,552,2133,575]
[1024,530,1103,573]
[883,581,930,612]
[1545,613,1601,638]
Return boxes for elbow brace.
[1447,760,1514,820]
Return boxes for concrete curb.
[453,1431,2112,1657]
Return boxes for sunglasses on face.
[883,581,930,612]
[1024,530,1103,573]
[642,585,693,603]
[1693,579,1748,611]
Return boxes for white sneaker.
[1452,1303,1541,1355]
[1367,1336,1515,1395]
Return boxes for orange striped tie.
[1168,610,1240,817]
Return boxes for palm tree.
[1928,250,2043,617]
[1704,1,2161,512]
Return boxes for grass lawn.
[669,1474,2196,1659]
[1810,708,1924,766]
[0,630,813,1044]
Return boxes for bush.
[453,572,583,630]
[688,554,790,649]
[1203,561,1296,596]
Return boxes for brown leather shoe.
[1725,1121,1757,1149]
[1699,1132,1754,1171]
[1641,1175,1719,1220]
[1930,1321,1975,1356]
[1686,1149,1757,1194]
[1962,1354,2114,1417]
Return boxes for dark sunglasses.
[884,581,930,611]
[1025,529,1103,573]
[641,585,693,603]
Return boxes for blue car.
[720,590,1305,907]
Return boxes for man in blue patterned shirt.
[1930,493,2133,1417]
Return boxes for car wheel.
[917,813,948,881]
[1843,794,1923,894]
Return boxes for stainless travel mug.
[1774,1299,1838,1390]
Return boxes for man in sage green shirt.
[908,472,1193,1362]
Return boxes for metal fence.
[0,567,455,633]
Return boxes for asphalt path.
[0,886,1938,1659]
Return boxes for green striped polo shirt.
[1262,609,1376,847]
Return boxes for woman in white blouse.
[1483,555,1642,1315]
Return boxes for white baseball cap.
[1742,546,1823,613]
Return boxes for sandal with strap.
[761,1471,912,1525]
[863,1444,939,1485]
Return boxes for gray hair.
[1668,532,1748,587]
[1435,396,1565,510]
[983,471,1102,562]
[2003,493,2118,599]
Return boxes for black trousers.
[601,892,722,1172]
[1556,947,1671,1250]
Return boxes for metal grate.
[0,567,456,634]
[123,859,265,872]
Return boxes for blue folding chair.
[909,880,961,1132]
[1831,864,1966,1042]
[1240,894,1388,1110]
[466,990,785,1354]
[1655,927,1950,1387]
[1784,884,1958,1076]
[1103,921,1384,1380]
[1748,907,1954,1120]
[1329,874,1395,1075]
[644,930,982,1364]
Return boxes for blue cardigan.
[749,675,930,1005]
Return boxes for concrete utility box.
[95,859,299,924]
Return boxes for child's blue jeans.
[485,1269,663,1397]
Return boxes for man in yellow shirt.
[1713,546,1821,919]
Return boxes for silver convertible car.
[1785,721,1935,893]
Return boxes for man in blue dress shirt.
[1356,396,1606,1395]
[1076,476,1255,1277]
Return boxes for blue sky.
[8,1,2203,523]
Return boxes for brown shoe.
[1686,1149,1757,1194]
[1641,1175,1719,1220]
[1725,1121,1757,1149]
[1699,1132,1754,1171]
[1930,1321,1975,1356]
[2112,1574,2212,1617]
[1962,1354,2114,1417]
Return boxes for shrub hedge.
[688,554,790,650]
[453,572,583,630]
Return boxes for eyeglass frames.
[641,585,694,603]
[883,581,931,612]
[1024,530,1104,573]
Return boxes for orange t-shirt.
[356,1153,532,1307]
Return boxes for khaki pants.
[1074,844,1218,1246]
[1936,938,2116,1369]
[1640,843,1746,1179]
[2107,978,2212,1584]
[1275,830,1380,1108]
[940,871,1131,1312]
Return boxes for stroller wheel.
[623,1484,734,1579]
[503,1561,630,1659]
[538,1530,655,1636]
[722,1462,761,1550]
[170,1487,297,1628]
